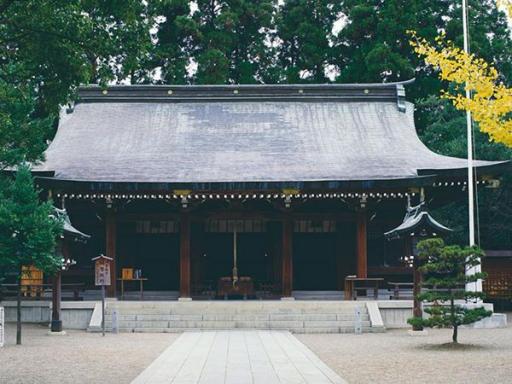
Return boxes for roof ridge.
[75,80,415,109]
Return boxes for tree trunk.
[412,256,423,331]
[16,267,22,345]
[450,295,458,343]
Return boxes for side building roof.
[33,81,508,191]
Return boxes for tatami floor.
[131,330,347,384]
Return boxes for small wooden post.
[50,270,62,332]
[281,217,293,298]
[105,208,117,297]
[356,210,368,278]
[179,214,191,299]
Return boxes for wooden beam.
[179,214,191,299]
[105,208,117,297]
[356,210,368,278]
[282,217,293,298]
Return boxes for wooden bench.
[388,282,414,300]
[344,277,384,300]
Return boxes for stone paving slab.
[131,330,347,384]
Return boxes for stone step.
[292,291,344,300]
[100,301,376,333]
[105,319,371,329]
[105,313,369,321]
[106,306,368,313]
[104,326,375,334]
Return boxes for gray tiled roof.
[35,83,504,184]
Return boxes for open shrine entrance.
[117,220,180,291]
[59,198,413,301]
[191,219,280,299]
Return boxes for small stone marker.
[112,308,119,334]
[0,306,4,347]
[354,305,362,334]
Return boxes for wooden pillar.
[282,217,293,298]
[50,270,62,332]
[409,236,424,330]
[335,222,344,290]
[179,214,191,299]
[356,210,368,278]
[106,208,117,297]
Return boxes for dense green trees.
[0,166,63,344]
[275,0,341,83]
[0,2,152,344]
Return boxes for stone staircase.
[103,301,384,334]
[292,290,343,300]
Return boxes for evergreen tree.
[192,0,274,84]
[274,0,341,83]
[151,0,198,84]
[0,1,153,172]
[0,166,63,345]
[0,1,153,116]
[0,73,53,169]
[408,238,492,344]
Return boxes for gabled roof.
[384,203,452,240]
[33,81,507,188]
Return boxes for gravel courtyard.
[297,315,512,384]
[1,319,511,384]
[0,324,179,384]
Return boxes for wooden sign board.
[122,268,133,280]
[94,257,112,286]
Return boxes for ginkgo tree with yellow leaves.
[497,0,512,17]
[409,31,512,148]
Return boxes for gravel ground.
[2,319,511,384]
[297,315,512,384]
[0,323,179,384]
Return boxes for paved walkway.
[131,330,347,384]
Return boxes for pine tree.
[193,0,274,84]
[335,0,449,99]
[407,238,492,344]
[151,0,198,84]
[274,0,341,83]
[0,166,63,344]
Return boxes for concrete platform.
[131,330,346,384]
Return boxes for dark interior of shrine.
[56,199,411,296]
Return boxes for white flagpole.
[462,0,482,292]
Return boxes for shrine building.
[33,81,507,300]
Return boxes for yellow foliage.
[497,0,512,18]
[409,31,512,148]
